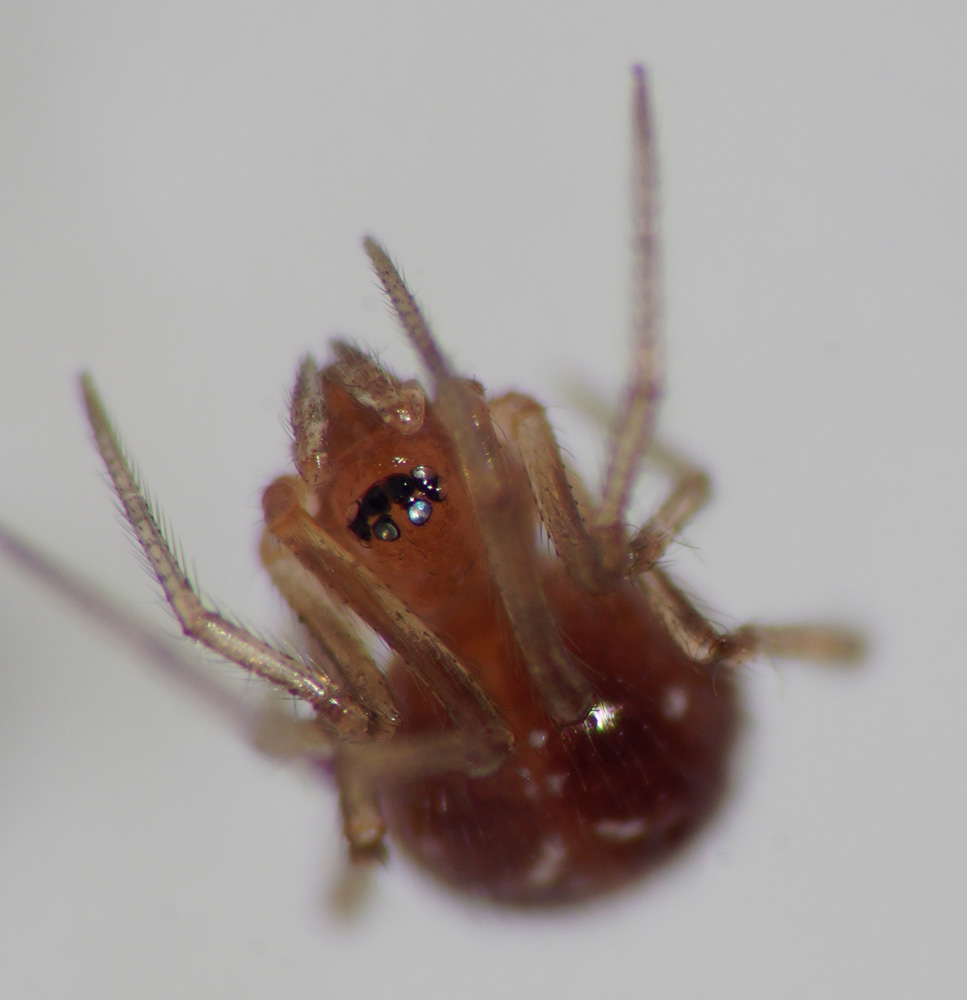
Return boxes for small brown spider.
[81,66,861,906]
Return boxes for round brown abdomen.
[380,572,740,905]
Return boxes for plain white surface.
[1,3,964,998]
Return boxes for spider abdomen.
[380,567,739,904]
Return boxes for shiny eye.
[407,499,432,525]
[347,467,446,543]
[412,465,446,501]
[372,516,400,542]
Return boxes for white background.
[1,3,964,998]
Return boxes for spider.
[80,66,861,906]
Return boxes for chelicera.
[81,67,861,906]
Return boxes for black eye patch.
[347,467,446,544]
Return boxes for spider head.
[295,350,488,618]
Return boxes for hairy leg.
[639,565,864,666]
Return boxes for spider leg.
[258,516,534,851]
[337,726,537,860]
[627,441,711,574]
[259,529,399,733]
[596,66,662,567]
[489,390,610,592]
[479,401,710,591]
[489,394,711,586]
[262,475,513,773]
[639,565,864,666]
[725,622,866,664]
[556,380,713,576]
[335,754,388,861]
[362,237,594,724]
[327,340,427,433]
[261,510,408,862]
[80,374,373,739]
[288,349,425,490]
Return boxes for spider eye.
[411,465,447,501]
[347,466,446,544]
[407,499,432,525]
[372,516,400,542]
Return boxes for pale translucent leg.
[557,378,714,576]
[627,441,711,574]
[260,533,402,857]
[80,374,373,739]
[355,70,663,719]
[0,515,389,860]
[727,622,866,664]
[489,391,610,592]
[335,754,387,860]
[492,69,664,578]
[263,474,512,771]
[261,517,514,857]
[639,566,865,666]
[339,722,530,856]
[263,477,516,851]
[0,522,281,741]
[260,532,399,732]
[362,238,593,724]
[596,66,663,566]
[289,343,426,488]
[488,388,713,588]
[326,340,426,434]
[254,701,510,857]
[246,705,389,859]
